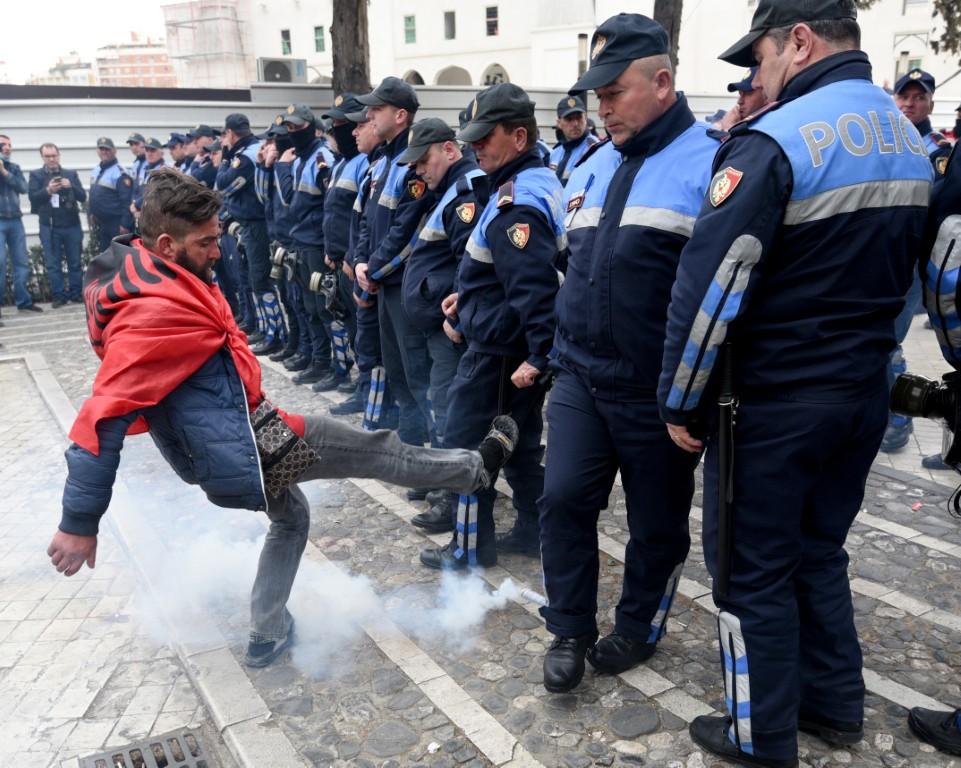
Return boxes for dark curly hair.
[140,167,222,250]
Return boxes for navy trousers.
[296,248,333,368]
[703,381,887,761]
[539,370,698,640]
[444,350,545,559]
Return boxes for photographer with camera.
[0,134,41,314]
[28,142,87,307]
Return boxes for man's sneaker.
[18,304,42,312]
[922,453,952,470]
[689,715,798,767]
[244,619,295,668]
[587,632,656,674]
[879,418,913,453]
[798,711,863,746]
[908,707,961,755]
[495,525,539,556]
[543,632,598,693]
[477,416,518,490]
[419,540,495,570]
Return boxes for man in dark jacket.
[0,134,40,312]
[28,142,87,307]
[47,168,518,669]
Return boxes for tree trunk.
[331,0,371,94]
[653,0,684,71]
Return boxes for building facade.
[96,33,178,88]
[26,54,98,87]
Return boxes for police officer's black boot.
[587,632,656,674]
[412,491,456,534]
[330,376,369,415]
[908,707,961,755]
[798,711,863,746]
[419,538,496,570]
[689,715,798,767]
[251,337,284,356]
[292,363,329,385]
[269,344,297,362]
[284,353,310,372]
[543,632,598,693]
[312,369,349,393]
[495,522,540,557]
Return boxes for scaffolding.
[162,0,254,88]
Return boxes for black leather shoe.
[690,715,798,767]
[411,498,455,533]
[420,540,495,570]
[425,488,447,506]
[798,711,863,746]
[543,633,598,693]
[337,377,356,394]
[252,338,284,356]
[312,370,348,392]
[587,632,656,674]
[51,299,68,309]
[407,487,430,501]
[908,707,961,755]
[18,304,42,312]
[284,353,310,372]
[292,364,330,385]
[247,331,266,345]
[245,619,295,668]
[495,525,539,556]
[330,391,366,415]
[477,416,519,489]
[269,346,298,362]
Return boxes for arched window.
[403,70,425,85]
[435,65,472,86]
[481,63,509,85]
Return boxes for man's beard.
[172,247,213,284]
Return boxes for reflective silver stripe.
[927,214,961,352]
[335,177,358,193]
[670,234,762,407]
[566,206,601,232]
[784,178,930,225]
[352,197,362,213]
[419,226,447,243]
[228,176,246,193]
[556,232,569,251]
[379,193,399,210]
[296,181,323,195]
[718,611,753,752]
[620,205,697,238]
[468,241,493,264]
[647,562,683,643]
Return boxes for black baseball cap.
[144,137,164,150]
[894,68,936,95]
[96,137,115,149]
[720,0,858,67]
[187,123,216,139]
[224,113,251,132]
[206,139,222,153]
[165,132,187,148]
[396,118,457,165]
[126,132,146,145]
[727,66,760,92]
[357,76,420,113]
[557,95,587,118]
[458,83,536,143]
[346,107,370,124]
[571,14,669,92]
[282,103,316,128]
[256,119,289,140]
[458,105,471,129]
[323,93,366,121]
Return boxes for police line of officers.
[83,2,961,765]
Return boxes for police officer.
[122,133,147,232]
[89,137,133,252]
[354,77,437,450]
[275,103,337,378]
[419,83,565,570]
[539,13,721,694]
[548,95,600,185]
[727,65,770,120]
[131,137,166,222]
[397,118,489,534]
[166,132,191,172]
[656,2,933,764]
[218,113,278,346]
[881,66,953,457]
[186,125,219,188]
[321,94,370,390]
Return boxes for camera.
[891,371,961,468]
[309,270,346,319]
[269,246,289,281]
[226,220,243,241]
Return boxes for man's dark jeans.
[39,222,83,302]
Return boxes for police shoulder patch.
[456,202,476,223]
[507,222,530,249]
[121,176,133,187]
[232,157,242,168]
[496,181,514,209]
[408,179,426,199]
[709,167,744,207]
[937,156,949,176]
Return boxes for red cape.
[70,238,265,455]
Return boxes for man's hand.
[280,148,296,163]
[443,319,463,344]
[355,263,378,293]
[441,292,459,320]
[342,261,355,281]
[59,177,72,189]
[47,180,62,195]
[666,423,703,453]
[264,145,279,167]
[325,255,336,270]
[354,293,375,308]
[47,531,97,576]
[511,361,541,389]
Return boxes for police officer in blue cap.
[165,133,190,172]
[728,66,769,121]
[548,95,600,185]
[186,125,218,188]
[130,137,166,223]
[88,137,133,251]
[657,1,932,764]
[538,12,722,694]
[419,83,565,570]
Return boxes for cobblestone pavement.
[5,303,961,767]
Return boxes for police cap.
[557,95,587,118]
[357,76,420,113]
[345,107,370,124]
[256,121,289,140]
[206,139,222,153]
[727,66,759,92]
[458,105,471,130]
[126,132,146,145]
[282,103,316,128]
[224,113,251,132]
[457,83,536,143]
[143,137,163,150]
[720,0,857,67]
[570,14,669,92]
[396,118,457,165]
[165,132,187,148]
[894,68,936,95]
[96,137,115,149]
[322,93,366,121]
[187,123,216,139]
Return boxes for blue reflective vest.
[325,152,370,260]
[284,140,336,250]
[89,159,133,221]
[216,136,263,221]
[549,133,600,185]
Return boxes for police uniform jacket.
[915,117,952,174]
[549,133,601,185]
[658,51,933,425]
[133,159,165,211]
[402,157,488,333]
[355,130,437,286]
[325,152,370,262]
[216,134,264,222]
[555,95,721,402]
[347,152,384,268]
[275,138,336,251]
[188,156,218,189]
[89,159,133,222]
[28,167,86,228]
[254,161,297,248]
[457,149,565,370]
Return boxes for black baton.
[716,342,737,599]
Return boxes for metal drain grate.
[79,727,209,768]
